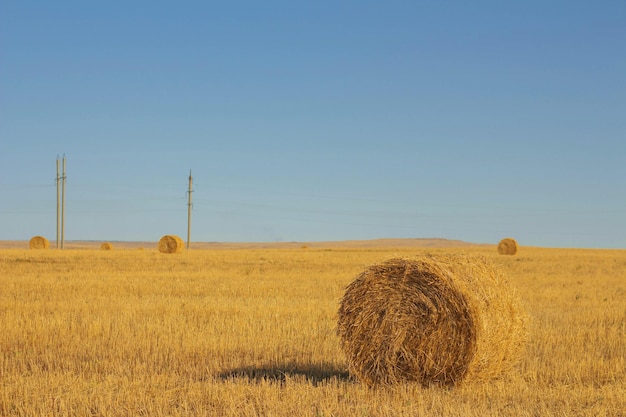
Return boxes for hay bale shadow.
[218,363,351,386]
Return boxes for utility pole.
[61,155,66,249]
[187,170,193,250]
[56,157,60,248]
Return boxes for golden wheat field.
[0,242,624,416]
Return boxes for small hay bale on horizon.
[29,236,50,250]
[498,238,519,255]
[337,255,528,387]
[100,242,113,250]
[158,235,184,254]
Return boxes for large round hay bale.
[29,236,50,250]
[100,242,113,250]
[337,255,528,387]
[158,235,184,253]
[497,238,519,255]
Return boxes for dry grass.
[100,242,113,250]
[158,235,184,253]
[28,236,50,250]
[0,245,624,416]
[337,255,528,387]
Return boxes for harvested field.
[0,244,623,416]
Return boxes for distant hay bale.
[158,235,184,253]
[100,242,113,250]
[498,238,519,255]
[337,255,528,387]
[29,236,50,250]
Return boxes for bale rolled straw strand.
[100,242,113,250]
[29,236,50,250]
[158,235,184,253]
[498,238,519,255]
[337,255,528,387]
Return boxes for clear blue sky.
[1,1,624,248]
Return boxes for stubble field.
[0,243,624,416]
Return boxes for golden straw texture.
[29,236,50,250]
[337,255,528,387]
[100,242,113,250]
[158,235,184,253]
[498,238,519,255]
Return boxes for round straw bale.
[100,242,113,250]
[497,238,518,255]
[29,236,50,250]
[337,255,528,387]
[158,235,184,253]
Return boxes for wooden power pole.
[187,170,193,250]
[61,155,66,249]
[56,157,60,249]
